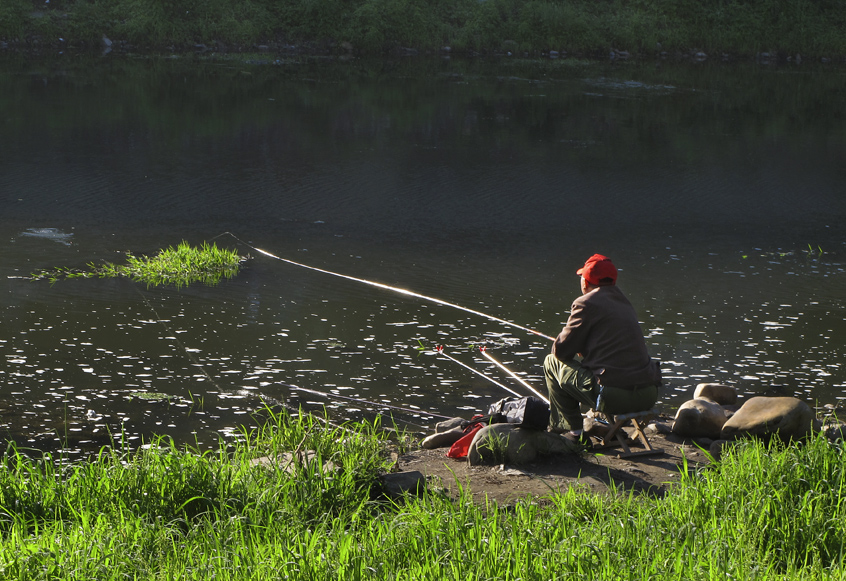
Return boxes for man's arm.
[552,300,588,361]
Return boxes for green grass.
[31,241,243,288]
[1,410,845,579]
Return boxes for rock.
[467,424,580,466]
[421,428,464,449]
[250,451,337,474]
[708,439,731,461]
[102,35,112,48]
[435,417,465,432]
[645,420,673,435]
[824,422,846,442]
[693,383,737,406]
[672,398,728,439]
[583,416,611,438]
[720,396,815,441]
[381,471,426,498]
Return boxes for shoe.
[561,431,593,449]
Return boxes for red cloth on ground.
[446,423,483,459]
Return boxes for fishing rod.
[215,232,555,342]
[479,346,549,404]
[435,345,525,399]
[291,385,453,419]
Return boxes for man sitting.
[544,254,661,442]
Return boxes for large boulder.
[672,398,729,439]
[721,396,815,441]
[693,383,737,406]
[467,424,580,466]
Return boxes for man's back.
[552,285,660,388]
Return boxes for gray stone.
[693,383,737,406]
[421,428,464,449]
[435,417,465,433]
[583,416,611,438]
[645,420,673,435]
[825,422,846,442]
[720,396,815,441]
[467,424,580,466]
[672,398,728,439]
[381,471,426,498]
[708,439,731,461]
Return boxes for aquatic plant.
[31,241,243,288]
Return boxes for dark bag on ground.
[486,396,550,431]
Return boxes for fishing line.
[479,346,549,404]
[435,346,524,399]
[291,385,453,419]
[214,232,555,341]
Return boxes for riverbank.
[2,0,846,62]
[2,408,845,579]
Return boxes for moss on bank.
[2,0,846,60]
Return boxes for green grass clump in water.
[32,241,242,288]
[1,416,845,580]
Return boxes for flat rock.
[380,471,426,498]
[435,417,466,432]
[250,451,337,474]
[721,396,815,441]
[421,427,464,449]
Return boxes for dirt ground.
[396,416,711,504]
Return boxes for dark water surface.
[2,54,845,454]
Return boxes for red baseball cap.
[576,254,617,286]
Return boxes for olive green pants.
[543,354,658,432]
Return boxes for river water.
[1,53,845,454]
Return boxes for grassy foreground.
[1,410,845,580]
[2,0,846,58]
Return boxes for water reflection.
[1,56,845,457]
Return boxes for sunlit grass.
[0,410,844,579]
[31,241,243,288]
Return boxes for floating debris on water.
[18,227,74,245]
